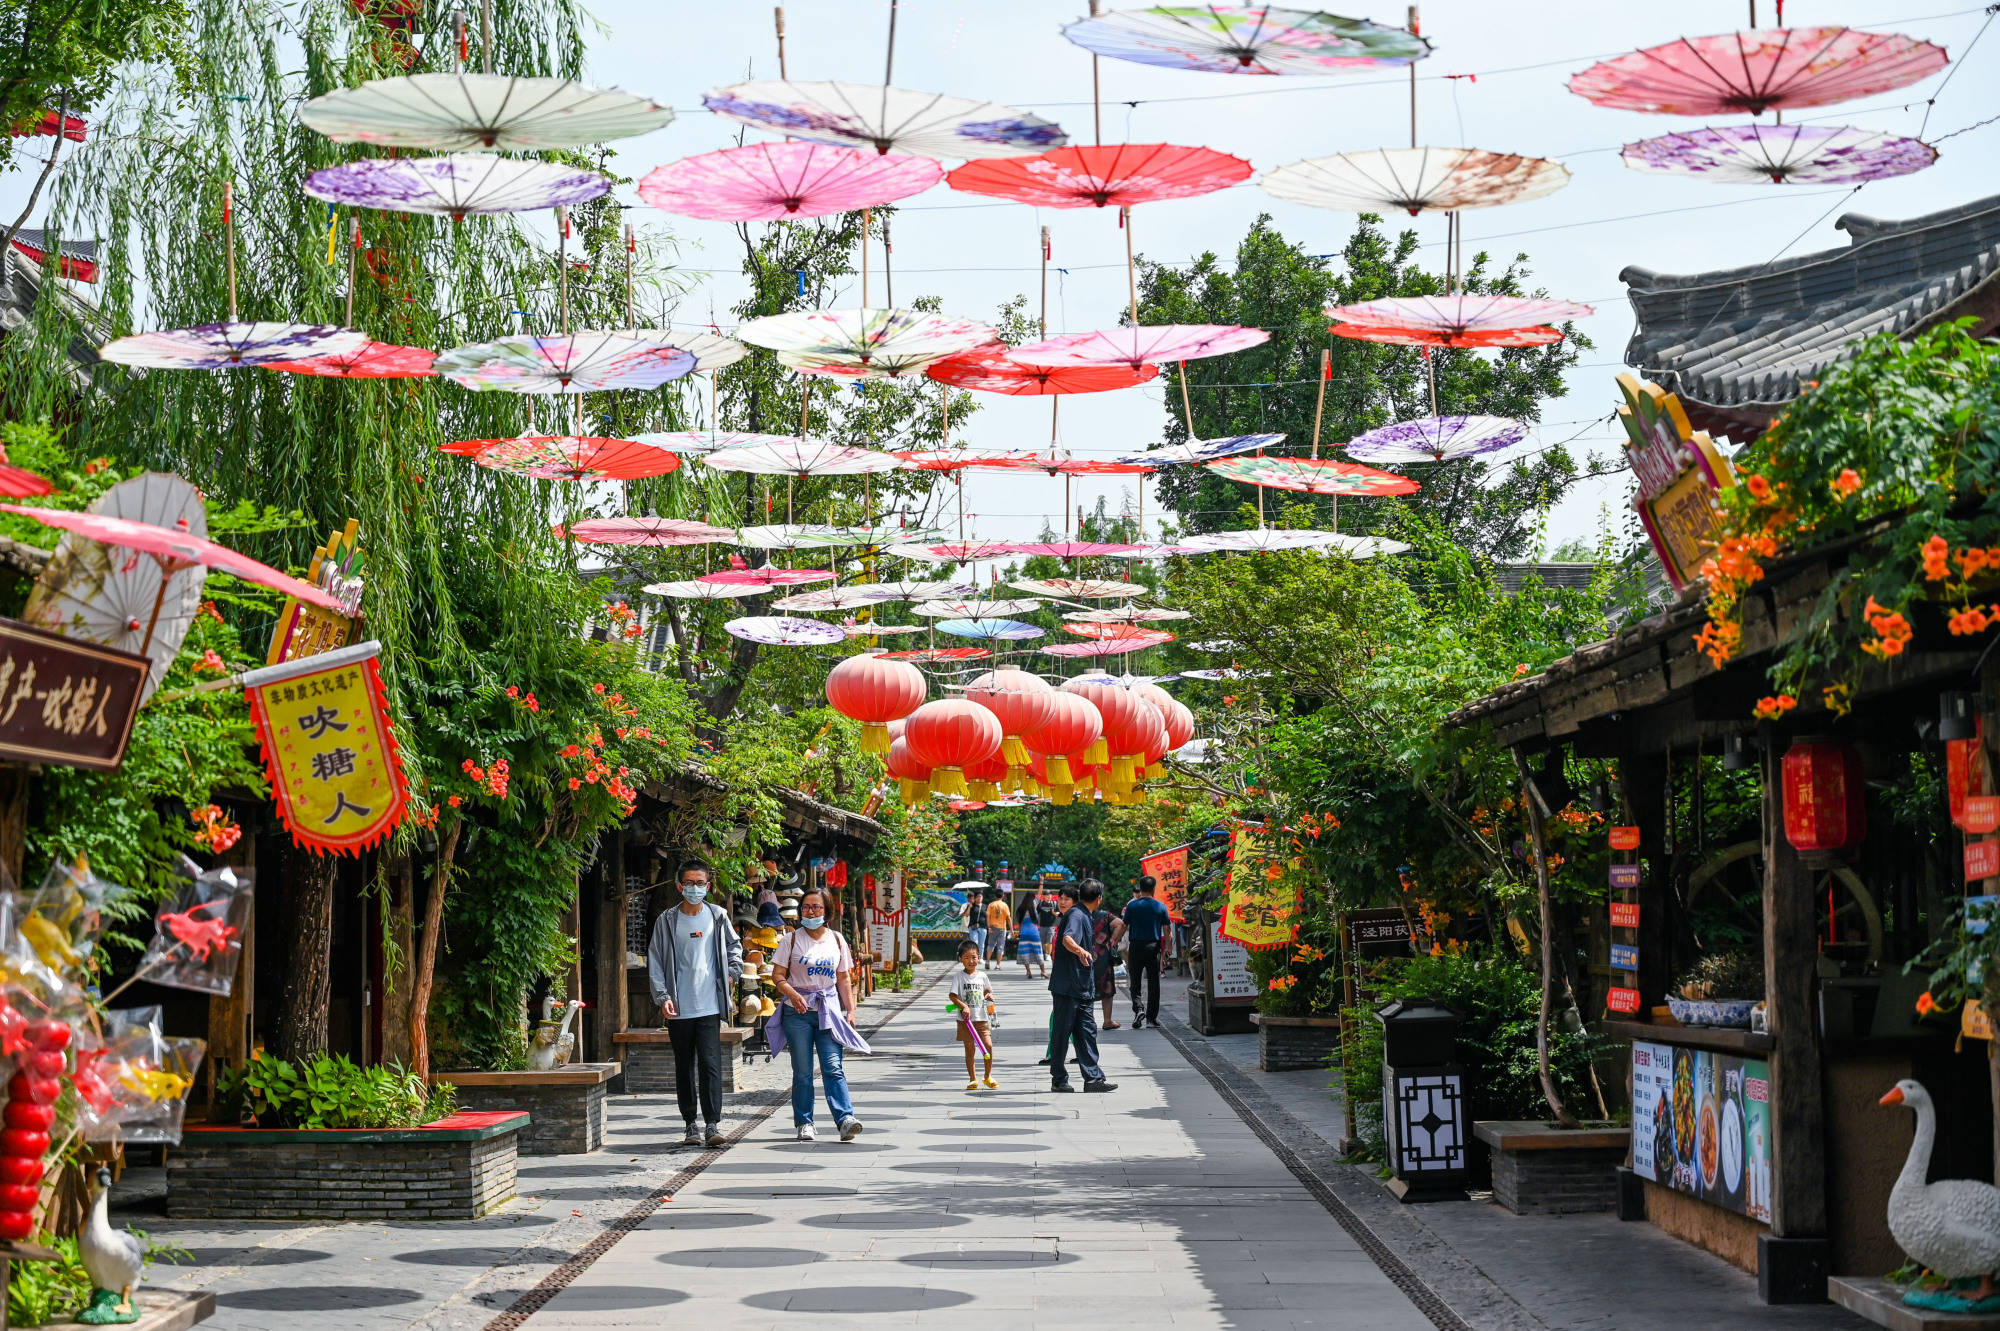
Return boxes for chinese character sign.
[1616,373,1735,590]
[1140,844,1190,923]
[1221,828,1300,951]
[0,619,146,770]
[244,641,408,856]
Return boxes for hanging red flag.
[241,640,408,856]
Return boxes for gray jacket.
[646,903,744,1019]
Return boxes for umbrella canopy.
[913,598,1044,618]
[19,474,208,703]
[894,449,1055,473]
[1061,6,1429,75]
[643,579,765,600]
[441,434,683,482]
[1343,415,1527,463]
[1112,433,1285,467]
[262,339,437,378]
[633,428,803,456]
[638,142,941,222]
[769,586,900,611]
[738,524,941,550]
[946,143,1252,208]
[882,646,991,661]
[1263,147,1570,217]
[560,517,738,546]
[705,80,1066,158]
[724,615,846,646]
[991,540,1144,558]
[0,446,52,498]
[1568,26,1949,117]
[98,322,367,370]
[1620,124,1936,185]
[1325,294,1592,348]
[668,331,750,372]
[1181,666,1264,680]
[303,154,609,220]
[1043,636,1168,657]
[701,438,905,477]
[1065,605,1191,623]
[699,567,836,588]
[1205,455,1419,496]
[1176,528,1410,557]
[1009,578,1141,598]
[1013,324,1268,369]
[887,541,1017,562]
[0,504,342,611]
[925,348,1159,395]
[1063,620,1177,641]
[936,618,1047,641]
[437,331,695,393]
[866,579,981,599]
[738,308,998,379]
[843,622,927,636]
[299,74,673,151]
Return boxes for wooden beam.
[591,834,628,1062]
[1760,727,1828,1238]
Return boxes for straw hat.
[748,926,780,950]
[758,995,777,1019]
[738,994,763,1021]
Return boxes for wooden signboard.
[266,519,364,666]
[1617,373,1735,590]
[1610,902,1641,929]
[0,618,147,770]
[1346,908,1414,959]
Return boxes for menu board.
[1631,1041,1771,1222]
[1208,920,1257,1004]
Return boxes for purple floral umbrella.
[1343,415,1527,464]
[97,322,368,370]
[1061,7,1430,76]
[437,331,694,393]
[303,154,609,221]
[1620,124,1937,186]
[724,615,847,646]
[703,81,1065,158]
[1112,433,1285,467]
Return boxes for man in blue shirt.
[1048,880,1116,1093]
[1122,875,1173,1029]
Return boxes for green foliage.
[0,0,191,171]
[1342,949,1604,1158]
[879,962,914,992]
[863,796,959,887]
[5,1227,181,1326]
[441,830,583,1070]
[214,1052,452,1129]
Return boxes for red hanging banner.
[242,640,408,856]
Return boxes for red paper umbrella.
[893,450,1052,473]
[264,340,436,378]
[1064,621,1176,641]
[443,434,683,481]
[559,517,738,546]
[925,348,1160,395]
[991,540,1144,558]
[881,646,991,662]
[1012,324,1268,369]
[1042,457,1155,476]
[1043,637,1166,658]
[0,448,53,498]
[1205,455,1419,496]
[697,567,835,588]
[1325,295,1592,349]
[1568,26,1949,117]
[825,653,927,753]
[946,143,1251,209]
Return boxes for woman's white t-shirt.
[773,927,853,993]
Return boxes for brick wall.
[453,1082,605,1155]
[1257,1021,1343,1073]
[1490,1144,1625,1215]
[622,1041,737,1094]
[166,1131,519,1221]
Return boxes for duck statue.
[1880,1079,2000,1311]
[527,998,584,1071]
[78,1166,143,1324]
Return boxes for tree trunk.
[379,853,416,1068]
[273,851,340,1062]
[409,817,462,1081]
[0,765,28,891]
[1515,748,1580,1128]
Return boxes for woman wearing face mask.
[646,858,743,1149]
[767,888,868,1142]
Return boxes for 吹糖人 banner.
[243,641,408,856]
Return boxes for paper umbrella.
[700,438,906,477]
[946,143,1252,209]
[1174,529,1410,557]
[1325,294,1592,348]
[440,434,684,481]
[1204,455,1419,496]
[300,74,674,151]
[559,517,738,546]
[925,348,1159,395]
[1012,325,1268,370]
[935,619,1047,641]
[437,331,695,393]
[642,579,766,600]
[1619,124,1936,186]
[1342,415,1528,463]
[1568,25,1949,117]
[705,80,1066,158]
[1262,147,1570,216]
[1112,433,1285,466]
[1060,6,1429,75]
[737,308,998,380]
[639,142,941,221]
[723,616,847,646]
[261,340,437,378]
[304,154,610,221]
[97,322,368,370]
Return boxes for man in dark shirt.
[1121,875,1173,1028]
[1048,880,1116,1093]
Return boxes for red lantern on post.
[1947,720,1986,829]
[826,653,926,754]
[966,668,1056,777]
[904,699,1003,797]
[1061,678,1139,766]
[1023,691,1102,788]
[1782,740,1865,852]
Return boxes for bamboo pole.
[1314,348,1334,530]
[775,6,787,77]
[481,0,493,74]
[1123,206,1138,325]
[344,216,360,328]
[1407,6,1419,148]
[223,181,237,321]
[1090,0,1103,145]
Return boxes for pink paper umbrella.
[1568,26,1949,117]
[1013,325,1268,370]
[1042,636,1169,658]
[886,541,1015,562]
[894,449,1051,473]
[638,142,942,222]
[440,435,683,481]
[262,339,437,378]
[0,504,341,653]
[993,540,1144,558]
[697,568,836,588]
[558,517,738,545]
[1325,294,1592,349]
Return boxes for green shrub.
[6,1229,185,1327]
[1341,948,1602,1159]
[215,1054,454,1129]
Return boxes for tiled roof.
[1621,192,2000,443]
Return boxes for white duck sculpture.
[528,998,584,1071]
[1881,1079,2000,1304]
[78,1165,144,1325]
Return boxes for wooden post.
[591,834,629,1062]
[1759,727,1828,1239]
[1621,752,1677,1016]
[0,766,27,889]
[380,854,415,1068]
[205,830,257,1101]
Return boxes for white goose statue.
[1881,1079,2000,1306]
[78,1165,144,1325]
[528,998,584,1071]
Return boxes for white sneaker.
[839,1117,865,1142]
[797,1123,816,1142]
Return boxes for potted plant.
[1666,950,1765,1029]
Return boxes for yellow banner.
[1221,828,1300,951]
[246,644,407,856]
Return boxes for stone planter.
[1187,983,1256,1036]
[1251,1013,1344,1072]
[613,1026,746,1094]
[433,1063,619,1155]
[166,1111,526,1221]
[1474,1120,1631,1216]
[45,1290,214,1331]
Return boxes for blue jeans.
[781,1005,855,1127]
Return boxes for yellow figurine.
[19,915,84,972]
[119,1066,192,1103]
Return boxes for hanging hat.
[758,995,777,1019]
[738,994,763,1022]
[749,926,780,950]
[781,905,800,922]
[757,901,785,930]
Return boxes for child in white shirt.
[947,940,998,1090]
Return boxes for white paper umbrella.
[1112,433,1285,467]
[97,322,367,370]
[1009,578,1142,598]
[437,331,694,393]
[704,80,1066,158]
[843,622,927,637]
[912,598,1044,618]
[885,540,1016,562]
[1012,324,1268,370]
[643,579,766,600]
[1262,147,1571,216]
[769,586,901,611]
[1343,415,1528,463]
[936,618,1047,641]
[736,524,937,550]
[300,74,674,151]
[668,331,749,372]
[1061,6,1430,75]
[1180,667,1266,681]
[724,615,846,646]
[865,579,981,600]
[20,473,209,704]
[1064,605,1192,623]
[739,308,999,380]
[303,154,610,220]
[701,439,905,477]
[634,429,801,456]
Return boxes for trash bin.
[1374,996,1469,1203]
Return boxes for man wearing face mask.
[647,858,743,1149]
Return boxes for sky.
[8,1,1999,555]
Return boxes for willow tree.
[0,0,697,1064]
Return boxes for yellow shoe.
[966,1080,979,1091]
[982,1078,998,1090]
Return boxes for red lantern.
[964,751,1011,801]
[1161,697,1195,752]
[826,654,926,754]
[966,668,1056,771]
[1948,719,1986,829]
[904,699,1003,797]
[1023,692,1102,786]
[1061,679,1139,766]
[1782,740,1865,851]
[1103,703,1165,789]
[884,736,932,804]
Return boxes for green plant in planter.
[215,1053,451,1129]
[6,1230,184,1328]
